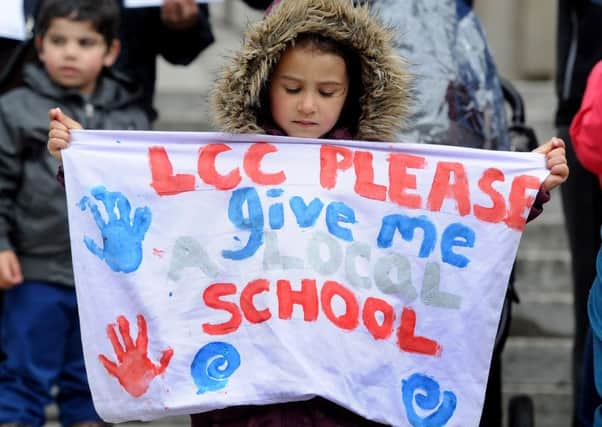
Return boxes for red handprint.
[98,314,174,397]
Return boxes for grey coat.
[0,62,149,287]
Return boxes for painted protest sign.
[62,130,548,426]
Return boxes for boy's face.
[269,45,349,138]
[36,18,120,96]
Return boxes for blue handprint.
[78,186,152,273]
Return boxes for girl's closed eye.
[284,86,301,94]
[319,85,346,97]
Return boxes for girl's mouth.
[293,120,318,127]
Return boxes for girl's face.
[269,44,349,138]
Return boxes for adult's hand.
[161,0,200,30]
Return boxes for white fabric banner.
[63,130,548,427]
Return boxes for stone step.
[503,336,571,389]
[509,291,573,337]
[519,221,568,252]
[514,249,571,294]
[502,336,572,427]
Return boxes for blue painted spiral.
[190,342,241,394]
[402,373,457,427]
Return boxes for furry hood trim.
[211,0,412,141]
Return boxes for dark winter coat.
[0,62,149,287]
[555,0,602,127]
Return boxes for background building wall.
[475,0,557,80]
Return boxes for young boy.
[0,0,149,426]
[48,0,568,425]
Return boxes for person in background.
[115,0,214,121]
[0,1,149,426]
[555,1,602,425]
[569,59,602,427]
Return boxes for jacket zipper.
[83,102,95,127]
[85,102,95,118]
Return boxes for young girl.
[48,0,568,425]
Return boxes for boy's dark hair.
[259,32,364,136]
[35,0,120,46]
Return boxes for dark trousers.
[557,126,602,427]
[0,281,101,427]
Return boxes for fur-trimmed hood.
[211,0,412,141]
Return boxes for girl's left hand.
[533,137,569,191]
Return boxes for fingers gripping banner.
[62,131,548,426]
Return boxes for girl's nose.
[297,93,316,114]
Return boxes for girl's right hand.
[48,107,83,162]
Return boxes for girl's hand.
[48,108,83,162]
[533,137,569,191]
